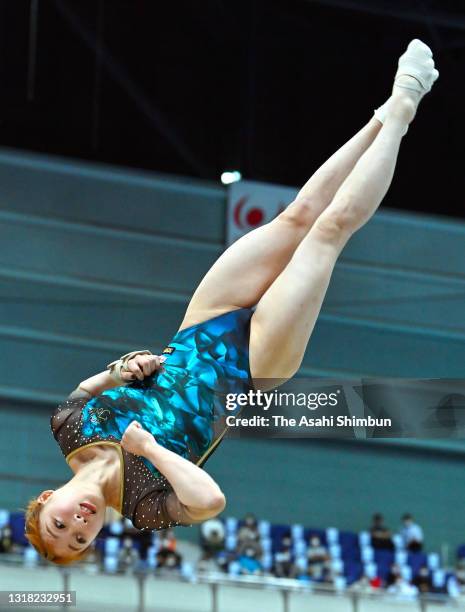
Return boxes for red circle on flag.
[246,208,264,226]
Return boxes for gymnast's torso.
[50,307,254,530]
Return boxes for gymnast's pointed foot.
[374,39,439,131]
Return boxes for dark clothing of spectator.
[370,515,394,550]
[413,568,432,593]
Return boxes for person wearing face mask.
[117,536,139,573]
[0,524,13,554]
[412,565,432,594]
[237,546,263,576]
[200,518,226,563]
[156,546,182,571]
[236,513,263,558]
[400,514,424,552]
[307,535,330,580]
[370,513,394,550]
[237,513,259,543]
[273,534,298,579]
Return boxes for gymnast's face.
[37,488,105,558]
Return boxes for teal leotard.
[81,307,254,478]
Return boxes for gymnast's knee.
[276,196,317,229]
[311,206,354,247]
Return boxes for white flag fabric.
[226,179,298,245]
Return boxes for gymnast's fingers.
[135,354,157,375]
[127,360,144,380]
[148,355,165,374]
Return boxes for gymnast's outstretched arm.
[121,421,226,521]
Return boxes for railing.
[2,555,465,612]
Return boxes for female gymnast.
[24,39,439,564]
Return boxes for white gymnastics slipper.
[374,39,439,129]
[394,39,439,97]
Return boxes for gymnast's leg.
[249,45,439,384]
[179,116,384,328]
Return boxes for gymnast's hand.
[121,354,166,382]
[121,421,156,456]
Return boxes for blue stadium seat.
[361,545,374,563]
[340,532,360,561]
[345,560,363,585]
[295,556,308,571]
[359,531,370,547]
[374,549,394,567]
[400,565,412,581]
[10,512,28,547]
[432,569,445,589]
[329,544,341,559]
[23,545,39,567]
[427,552,440,570]
[146,546,158,569]
[326,527,339,545]
[364,562,378,579]
[291,524,304,540]
[293,539,307,557]
[334,575,347,591]
[103,555,118,573]
[258,520,270,538]
[225,534,237,551]
[0,509,10,528]
[261,554,273,571]
[108,520,124,536]
[457,544,465,559]
[395,550,408,565]
[408,551,428,575]
[104,537,120,556]
[261,537,272,554]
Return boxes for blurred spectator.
[350,573,383,593]
[215,549,236,573]
[370,513,394,550]
[159,528,177,552]
[135,529,152,562]
[156,529,182,570]
[237,546,263,576]
[412,565,432,594]
[387,576,419,599]
[237,513,263,558]
[237,513,260,544]
[118,536,139,572]
[0,524,13,553]
[80,541,101,573]
[157,548,182,570]
[307,536,330,580]
[274,535,297,578]
[237,537,263,558]
[400,514,424,552]
[321,564,336,585]
[455,558,465,592]
[386,563,402,587]
[200,518,226,561]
